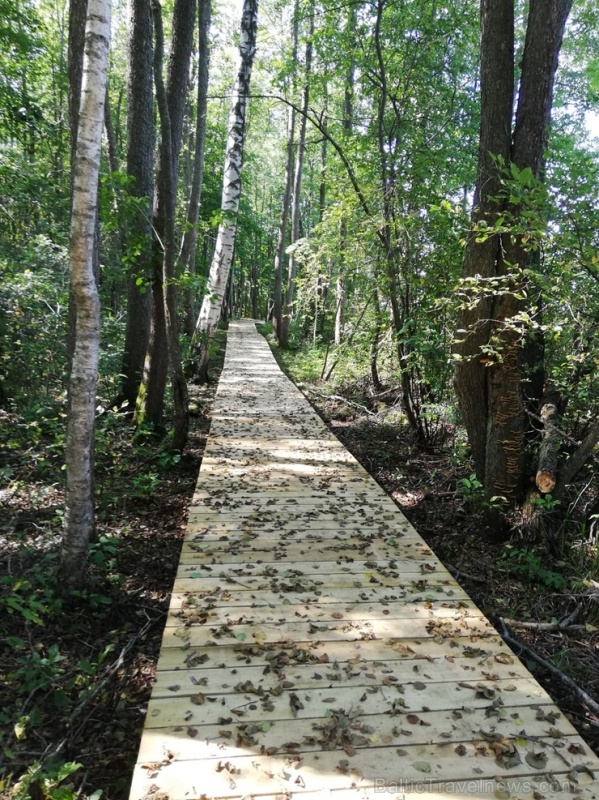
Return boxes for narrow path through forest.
[129,320,599,800]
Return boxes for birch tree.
[190,0,259,382]
[61,0,111,586]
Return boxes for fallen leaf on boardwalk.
[568,742,586,755]
[413,761,432,773]
[455,744,467,756]
[190,692,206,705]
[495,750,522,770]
[289,692,304,717]
[166,685,181,692]
[525,751,548,769]
[187,727,198,738]
[494,654,514,664]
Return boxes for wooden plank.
[165,600,483,630]
[184,523,419,538]
[129,739,595,800]
[171,571,458,595]
[143,676,551,728]
[151,653,534,694]
[169,587,469,608]
[179,539,434,563]
[161,615,496,649]
[154,635,511,672]
[175,558,445,578]
[136,703,578,758]
[129,779,599,800]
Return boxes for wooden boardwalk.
[130,320,599,800]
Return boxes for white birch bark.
[191,0,258,381]
[61,0,111,586]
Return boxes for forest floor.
[1,323,598,800]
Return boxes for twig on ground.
[42,617,158,762]
[520,734,572,767]
[304,387,376,417]
[370,384,402,399]
[446,563,486,584]
[498,617,599,724]
[501,617,585,632]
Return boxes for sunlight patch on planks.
[129,320,599,800]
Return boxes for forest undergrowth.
[263,325,599,760]
[0,331,227,800]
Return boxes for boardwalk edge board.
[129,321,599,800]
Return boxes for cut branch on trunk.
[535,394,560,494]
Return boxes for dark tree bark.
[453,0,514,482]
[138,0,196,426]
[279,0,313,350]
[151,0,189,450]
[484,0,572,502]
[334,5,355,347]
[181,0,212,337]
[453,0,572,505]
[272,101,296,341]
[68,0,88,169]
[120,0,154,409]
[555,421,599,498]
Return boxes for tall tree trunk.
[484,0,572,502]
[453,0,514,483]
[454,0,572,506]
[138,0,196,426]
[190,0,259,382]
[181,0,212,337]
[152,0,190,451]
[334,6,355,347]
[120,0,154,409]
[272,100,296,341]
[279,1,313,350]
[370,287,383,392]
[61,0,111,587]
[67,0,101,369]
